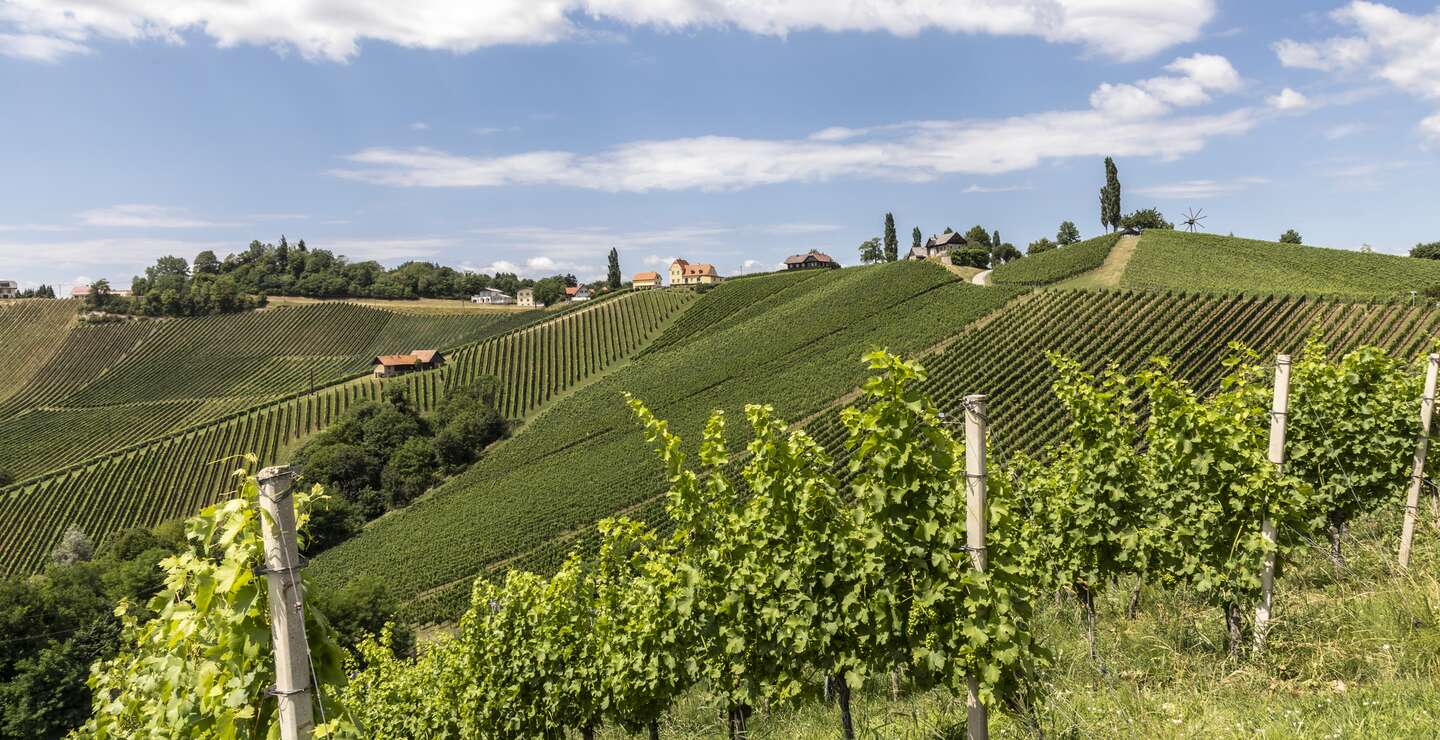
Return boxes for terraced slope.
[0,290,689,576]
[989,233,1121,286]
[317,280,1440,623]
[0,303,542,479]
[0,300,78,405]
[310,262,1021,621]
[1122,230,1440,297]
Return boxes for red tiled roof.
[374,355,420,367]
[785,252,835,265]
[633,271,661,281]
[681,263,717,276]
[410,350,440,363]
[565,286,579,296]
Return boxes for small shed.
[373,354,420,378]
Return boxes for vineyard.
[309,282,1440,623]
[0,290,690,576]
[0,303,542,480]
[0,299,78,405]
[1122,230,1440,297]
[988,233,1120,286]
[308,263,1025,620]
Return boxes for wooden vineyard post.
[962,395,989,740]
[1254,355,1290,653]
[258,466,315,740]
[1399,353,1439,567]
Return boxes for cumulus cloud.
[0,0,1214,63]
[410,121,430,131]
[962,184,1033,193]
[1274,2,1440,140]
[333,54,1255,192]
[1268,88,1309,110]
[76,204,228,228]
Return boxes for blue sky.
[2,1,1438,289]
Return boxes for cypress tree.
[1100,157,1122,232]
[883,213,898,262]
[912,226,922,252]
[606,247,622,290]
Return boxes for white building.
[0,281,16,299]
[517,288,536,307]
[470,287,516,305]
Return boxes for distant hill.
[1121,231,1440,297]
[0,290,689,576]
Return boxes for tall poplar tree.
[883,213,898,262]
[1100,157,1122,232]
[911,226,922,253]
[606,248,622,290]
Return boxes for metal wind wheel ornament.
[1182,207,1207,233]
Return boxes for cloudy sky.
[2,0,1438,288]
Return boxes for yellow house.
[669,259,723,286]
[632,271,662,288]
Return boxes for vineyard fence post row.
[1254,354,1290,653]
[963,394,989,740]
[258,465,316,740]
[1399,353,1439,567]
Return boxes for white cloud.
[1268,88,1309,110]
[1421,113,1440,144]
[641,254,677,267]
[0,237,228,271]
[1323,122,1368,140]
[472,127,507,135]
[1132,176,1269,199]
[0,32,90,61]
[0,0,1214,63]
[962,184,1033,193]
[1275,3,1440,141]
[335,56,1256,193]
[761,223,842,234]
[1272,37,1371,71]
[410,121,430,131]
[76,204,228,228]
[1089,53,1242,117]
[0,222,72,232]
[319,237,456,261]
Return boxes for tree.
[992,242,1022,264]
[1028,237,1057,255]
[532,276,567,306]
[607,247,622,290]
[1411,242,1440,260]
[1100,157,1121,232]
[84,279,112,312]
[883,213,899,262]
[193,250,221,275]
[1279,229,1302,244]
[1057,220,1081,246]
[858,237,884,264]
[964,225,993,251]
[992,229,1001,253]
[51,525,93,566]
[951,246,991,269]
[912,226,922,252]
[1119,208,1173,230]
[0,467,12,486]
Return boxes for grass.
[598,514,1440,738]
[1053,234,1139,289]
[1122,231,1440,297]
[265,295,539,315]
[989,234,1122,287]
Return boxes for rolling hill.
[0,291,689,575]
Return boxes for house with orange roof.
[632,271,662,289]
[669,258,724,286]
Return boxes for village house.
[669,259,724,286]
[470,287,515,305]
[784,251,840,271]
[565,285,593,302]
[908,231,966,260]
[0,281,16,299]
[372,349,445,378]
[632,271,662,288]
[516,288,536,307]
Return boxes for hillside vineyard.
[0,290,691,576]
[321,283,1440,623]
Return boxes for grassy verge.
[600,513,1440,738]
